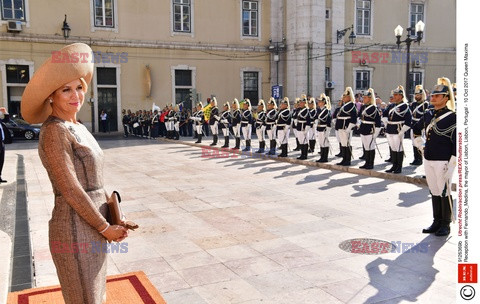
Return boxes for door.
[97,88,118,132]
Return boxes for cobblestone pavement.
[0,133,455,304]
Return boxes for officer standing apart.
[276,97,291,158]
[295,95,311,160]
[414,77,456,237]
[255,99,267,153]
[265,98,278,155]
[315,94,332,163]
[231,99,242,150]
[209,97,220,146]
[410,85,429,166]
[219,101,232,148]
[358,88,381,169]
[384,85,412,174]
[334,87,357,166]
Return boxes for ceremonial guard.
[173,105,180,140]
[307,98,318,153]
[276,97,291,157]
[231,99,242,149]
[295,95,311,160]
[315,94,332,163]
[334,87,357,166]
[413,77,456,236]
[209,97,220,146]
[189,102,205,143]
[291,98,301,151]
[165,103,175,139]
[151,109,159,139]
[241,99,254,151]
[384,85,412,173]
[265,98,278,155]
[409,85,429,165]
[255,99,267,153]
[331,99,344,157]
[219,101,232,148]
[358,88,381,169]
[383,91,395,162]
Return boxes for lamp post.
[394,20,425,99]
[268,37,287,86]
[62,14,71,39]
[336,24,356,44]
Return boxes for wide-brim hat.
[21,43,94,124]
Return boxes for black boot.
[385,148,393,162]
[341,146,351,166]
[435,196,452,236]
[210,135,218,146]
[410,147,423,166]
[268,140,276,155]
[308,140,315,153]
[297,144,308,160]
[359,147,366,160]
[386,151,398,173]
[175,131,180,140]
[193,130,198,139]
[278,144,288,157]
[335,143,342,157]
[293,138,301,151]
[359,150,370,169]
[255,141,265,153]
[221,136,229,148]
[195,133,202,143]
[393,151,404,174]
[368,150,376,169]
[233,138,240,149]
[336,147,346,165]
[423,196,442,233]
[242,139,251,151]
[316,147,329,163]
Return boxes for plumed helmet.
[281,97,290,109]
[223,101,231,110]
[196,101,203,108]
[300,94,307,102]
[393,85,408,103]
[268,97,277,109]
[432,77,455,112]
[363,88,376,105]
[232,98,240,109]
[342,87,354,101]
[243,98,252,110]
[414,85,427,101]
[258,99,266,108]
[211,97,218,106]
[307,97,316,108]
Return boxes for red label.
[458,264,478,283]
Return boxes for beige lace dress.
[39,116,109,304]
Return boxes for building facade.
[0,0,455,132]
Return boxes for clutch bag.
[106,191,139,230]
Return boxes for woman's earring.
[49,98,53,104]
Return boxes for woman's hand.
[101,225,129,243]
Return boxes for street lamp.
[394,20,425,99]
[268,37,287,86]
[62,14,71,39]
[337,24,356,44]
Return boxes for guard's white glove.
[374,128,381,139]
[356,120,361,128]
[381,117,388,125]
[443,155,456,184]
[169,117,174,121]
[346,123,356,133]
[294,119,298,125]
[398,125,410,137]
[305,126,311,134]
[221,119,228,124]
[413,136,425,154]
[214,115,221,120]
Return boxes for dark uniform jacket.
[265,109,278,130]
[241,109,253,126]
[413,107,456,161]
[231,109,242,127]
[334,101,357,130]
[219,111,232,129]
[308,108,318,127]
[276,108,291,130]
[255,111,265,129]
[316,107,331,131]
[296,107,311,132]
[209,107,219,125]
[358,104,381,135]
[384,102,412,134]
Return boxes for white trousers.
[165,121,172,131]
[232,125,241,138]
[256,126,266,142]
[336,129,351,147]
[210,122,219,135]
[361,134,375,151]
[316,128,330,148]
[297,126,310,145]
[266,127,276,140]
[293,128,298,139]
[221,127,230,137]
[308,127,316,141]
[195,125,203,135]
[386,133,404,152]
[277,126,290,144]
[242,125,252,140]
[174,122,179,132]
[424,159,452,196]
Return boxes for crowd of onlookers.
[120,106,213,139]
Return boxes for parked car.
[4,116,41,140]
